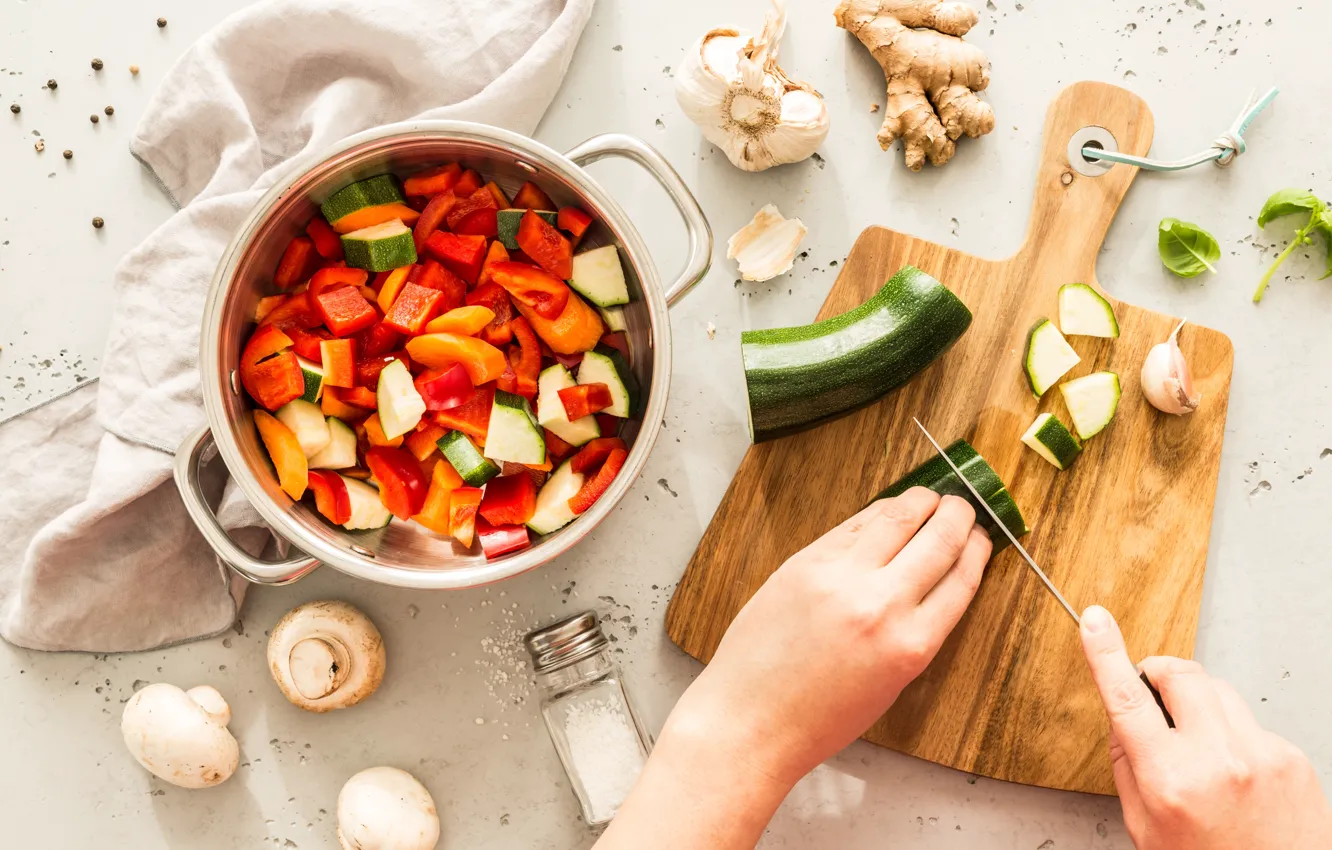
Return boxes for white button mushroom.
[120,683,239,788]
[268,600,386,712]
[337,766,440,850]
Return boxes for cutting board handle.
[1016,82,1155,288]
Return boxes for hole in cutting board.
[1067,126,1118,178]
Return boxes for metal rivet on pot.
[515,160,538,175]
[229,369,241,395]
[350,544,375,558]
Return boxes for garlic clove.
[728,204,808,282]
[1140,319,1201,415]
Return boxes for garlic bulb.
[675,0,830,171]
[728,204,808,282]
[1141,319,1201,415]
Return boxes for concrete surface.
[2,0,1330,847]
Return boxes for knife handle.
[1139,671,1175,728]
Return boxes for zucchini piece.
[1059,371,1121,440]
[342,475,393,530]
[438,430,500,487]
[309,417,357,469]
[483,390,546,465]
[596,304,628,333]
[1021,412,1082,470]
[570,245,630,307]
[1058,283,1119,338]
[296,356,325,404]
[527,460,586,535]
[742,265,973,444]
[497,209,556,251]
[321,175,406,229]
[1024,319,1081,398]
[341,219,417,272]
[878,438,1029,550]
[275,400,331,458]
[577,345,638,418]
[536,364,601,446]
[376,359,425,440]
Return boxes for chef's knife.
[910,418,1173,727]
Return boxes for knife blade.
[909,417,1173,727]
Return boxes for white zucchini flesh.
[276,400,331,458]
[1058,284,1120,338]
[569,245,630,307]
[341,476,393,530]
[1059,371,1121,440]
[309,417,358,469]
[1025,319,1081,397]
[527,461,586,535]
[376,359,425,440]
[535,364,600,446]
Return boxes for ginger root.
[834,0,995,170]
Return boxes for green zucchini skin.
[741,266,973,443]
[877,439,1029,551]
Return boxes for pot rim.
[199,119,677,589]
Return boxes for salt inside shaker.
[525,610,651,827]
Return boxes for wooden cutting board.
[665,82,1234,796]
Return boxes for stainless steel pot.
[174,121,711,589]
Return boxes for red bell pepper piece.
[543,427,576,463]
[307,470,352,525]
[595,413,620,436]
[286,325,332,362]
[479,474,537,526]
[364,446,429,520]
[452,207,499,238]
[315,285,378,337]
[354,321,401,358]
[259,291,323,329]
[356,351,411,388]
[254,295,286,324]
[516,210,573,280]
[570,437,627,475]
[568,447,627,515]
[495,352,518,396]
[412,191,458,253]
[381,282,443,335]
[330,385,377,410]
[320,338,356,388]
[466,283,515,346]
[308,266,368,299]
[412,259,468,312]
[424,232,488,286]
[512,181,556,212]
[488,261,570,320]
[552,350,584,370]
[453,169,484,198]
[274,236,317,289]
[446,190,499,236]
[599,332,630,362]
[414,363,473,411]
[448,486,483,548]
[239,325,304,410]
[558,382,613,420]
[475,518,530,559]
[305,217,345,260]
[509,317,541,399]
[403,163,462,197]
[557,206,594,246]
[406,195,429,212]
[430,382,494,440]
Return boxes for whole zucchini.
[741,265,972,443]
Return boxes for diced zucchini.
[321,175,406,228]
[1058,284,1120,338]
[497,209,556,251]
[527,460,586,535]
[309,417,357,469]
[596,304,628,333]
[438,430,500,487]
[483,390,546,465]
[376,359,425,440]
[1021,412,1082,470]
[1024,319,1081,398]
[342,476,393,530]
[341,219,417,272]
[536,364,601,447]
[297,356,325,404]
[275,400,330,458]
[570,245,630,307]
[1059,371,1121,440]
[577,345,638,418]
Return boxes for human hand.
[1080,605,1332,849]
[667,488,992,788]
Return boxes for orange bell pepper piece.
[516,210,573,280]
[477,239,510,287]
[253,410,308,500]
[512,181,555,212]
[448,486,483,548]
[375,266,413,313]
[424,305,496,336]
[403,163,462,197]
[488,261,569,320]
[405,333,507,385]
[330,203,420,234]
[322,390,368,422]
[413,459,463,533]
[405,422,448,461]
[512,290,604,355]
[363,412,404,448]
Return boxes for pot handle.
[173,424,321,586]
[565,133,713,307]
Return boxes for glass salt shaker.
[525,610,652,828]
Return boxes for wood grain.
[665,82,1234,796]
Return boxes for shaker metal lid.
[525,610,607,673]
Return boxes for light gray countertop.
[2,0,1330,847]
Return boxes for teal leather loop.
[1081,87,1278,172]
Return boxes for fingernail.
[1082,605,1112,633]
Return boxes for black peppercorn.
[8,104,18,114]
[47,78,58,90]
[91,58,104,71]
[104,105,114,116]
[63,149,73,159]
[156,17,167,27]
[92,217,105,229]
[90,114,99,124]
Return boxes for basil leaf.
[1314,210,1332,280]
[1257,188,1324,228]
[1158,218,1221,278]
